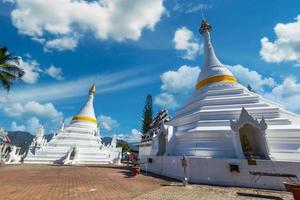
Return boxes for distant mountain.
[7,131,54,152]
[8,131,34,147]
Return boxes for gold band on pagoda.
[72,116,97,123]
[195,75,237,90]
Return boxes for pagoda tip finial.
[201,7,205,21]
[89,83,96,94]
[199,17,212,34]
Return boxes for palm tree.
[0,46,24,92]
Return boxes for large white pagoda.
[24,84,122,165]
[165,19,300,161]
[140,19,300,190]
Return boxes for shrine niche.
[230,107,270,159]
[69,147,76,160]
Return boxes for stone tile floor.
[0,164,294,200]
[0,164,166,200]
[135,183,294,200]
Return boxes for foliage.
[141,95,153,139]
[117,140,131,153]
[0,46,25,92]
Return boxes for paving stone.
[0,165,165,200]
[0,164,294,200]
[135,184,294,200]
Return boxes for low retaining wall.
[140,156,300,190]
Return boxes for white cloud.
[173,2,212,13]
[25,117,40,133]
[44,37,78,52]
[3,0,15,3]
[4,101,63,120]
[97,115,119,131]
[45,65,64,80]
[154,93,178,109]
[17,56,65,83]
[31,37,45,44]
[10,117,42,133]
[3,100,63,133]
[118,129,142,143]
[227,65,276,92]
[10,121,26,131]
[173,27,202,60]
[9,0,165,51]
[155,65,200,110]
[18,57,41,84]
[264,76,300,112]
[224,64,300,114]
[3,68,155,103]
[260,15,300,64]
[161,65,200,93]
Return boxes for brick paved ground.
[0,164,294,200]
[0,164,168,200]
[135,183,294,200]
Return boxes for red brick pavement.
[0,165,168,200]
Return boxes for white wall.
[138,143,152,159]
[140,156,300,190]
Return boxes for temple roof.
[195,19,236,90]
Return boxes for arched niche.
[69,147,76,160]
[230,107,270,160]
[239,123,267,159]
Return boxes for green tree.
[141,95,153,139]
[0,46,24,92]
[117,140,131,153]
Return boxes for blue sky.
[1,0,300,142]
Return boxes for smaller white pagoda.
[24,84,122,165]
[30,125,48,149]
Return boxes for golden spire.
[199,19,212,34]
[199,9,212,34]
[89,83,96,94]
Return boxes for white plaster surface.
[140,156,300,190]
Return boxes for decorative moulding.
[230,107,268,132]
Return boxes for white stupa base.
[140,155,300,190]
[24,146,122,165]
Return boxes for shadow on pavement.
[120,168,136,178]
[140,170,179,183]
[237,192,283,200]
